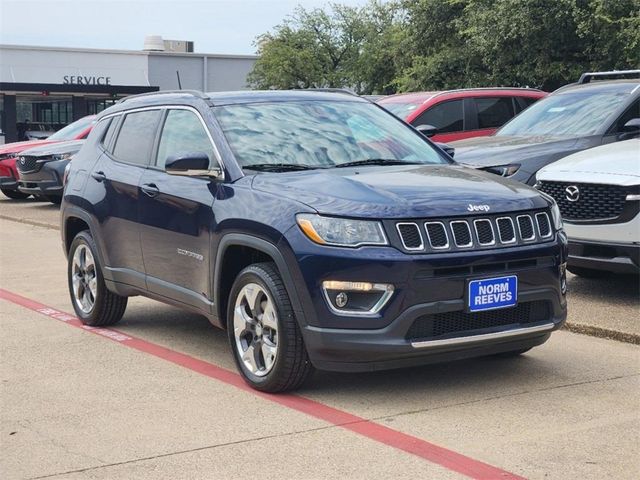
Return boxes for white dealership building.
[0,38,257,143]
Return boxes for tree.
[248,1,402,94]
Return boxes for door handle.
[91,171,106,182]
[141,183,160,197]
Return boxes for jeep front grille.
[394,210,553,253]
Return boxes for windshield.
[497,90,629,136]
[378,101,422,119]
[48,116,94,141]
[213,100,447,169]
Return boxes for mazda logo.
[565,185,580,202]
[20,157,26,165]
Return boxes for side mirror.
[435,142,455,158]
[165,151,223,179]
[621,118,640,137]
[416,124,438,138]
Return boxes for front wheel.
[227,262,313,392]
[68,230,127,326]
[1,188,30,199]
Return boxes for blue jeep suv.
[61,90,568,392]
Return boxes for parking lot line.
[1,287,525,480]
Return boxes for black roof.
[553,79,640,95]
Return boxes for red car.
[378,88,546,143]
[0,115,95,199]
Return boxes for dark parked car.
[451,71,640,185]
[17,140,84,204]
[61,90,567,392]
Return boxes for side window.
[611,100,640,133]
[100,117,117,151]
[414,100,463,133]
[112,110,161,165]
[474,97,515,129]
[156,109,215,169]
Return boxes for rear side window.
[100,117,117,151]
[474,97,515,129]
[112,110,161,165]
[156,109,215,169]
[414,100,463,133]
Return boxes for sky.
[0,0,370,55]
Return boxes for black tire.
[493,347,532,358]
[67,230,127,326]
[45,195,62,205]
[1,188,30,199]
[227,262,314,392]
[567,266,608,279]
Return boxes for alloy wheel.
[71,244,97,314]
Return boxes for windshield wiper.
[334,159,423,168]
[243,163,320,172]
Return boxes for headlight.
[0,153,15,161]
[52,153,74,161]
[485,164,520,177]
[296,214,388,247]
[550,199,563,230]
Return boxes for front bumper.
[568,239,639,274]
[282,227,568,372]
[17,159,67,197]
[0,175,19,191]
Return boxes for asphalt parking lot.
[1,196,639,480]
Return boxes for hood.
[0,139,59,156]
[537,139,640,186]
[20,140,85,157]
[251,164,549,219]
[450,135,590,168]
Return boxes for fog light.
[322,281,394,316]
[560,262,567,295]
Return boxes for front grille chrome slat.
[516,215,536,241]
[396,222,424,251]
[496,217,516,244]
[450,220,473,248]
[473,219,495,246]
[424,222,449,249]
[535,212,552,238]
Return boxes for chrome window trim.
[473,219,496,246]
[424,221,450,250]
[496,217,517,244]
[535,212,553,238]
[517,214,536,241]
[450,220,473,248]
[395,222,424,251]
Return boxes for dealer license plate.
[468,275,517,312]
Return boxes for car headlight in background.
[485,164,521,177]
[0,153,16,161]
[296,214,388,247]
[52,152,75,161]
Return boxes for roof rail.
[578,70,640,84]
[305,88,360,97]
[119,89,211,103]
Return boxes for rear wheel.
[227,262,313,392]
[68,230,127,326]
[567,266,608,279]
[1,188,29,199]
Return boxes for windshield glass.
[213,100,447,169]
[48,116,94,140]
[378,101,422,118]
[497,90,629,136]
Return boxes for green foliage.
[249,0,640,94]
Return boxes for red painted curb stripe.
[1,288,525,480]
